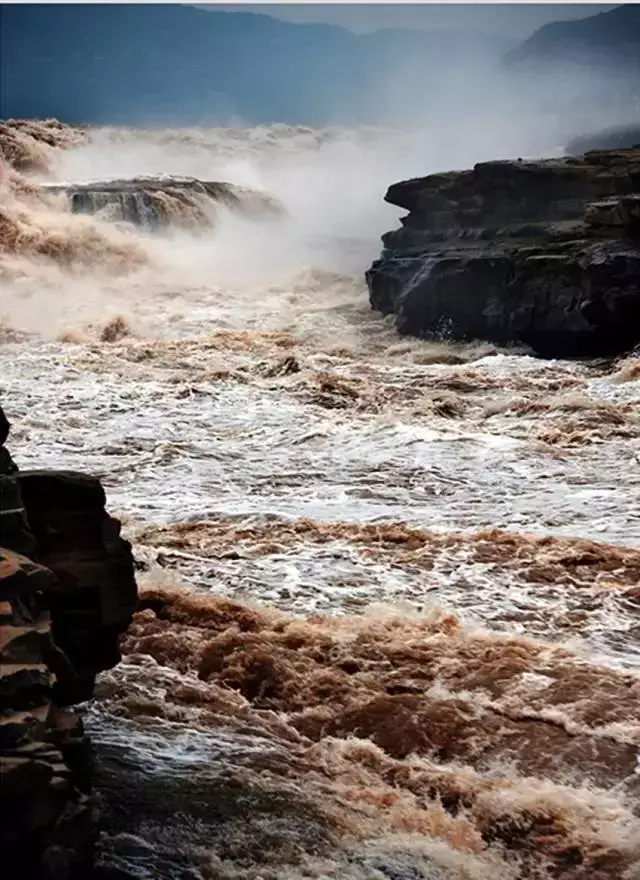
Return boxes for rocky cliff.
[366,147,640,358]
[0,405,138,879]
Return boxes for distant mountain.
[0,4,513,126]
[565,123,640,154]
[501,4,640,141]
[504,4,640,70]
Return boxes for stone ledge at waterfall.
[366,147,640,359]
[41,176,285,231]
[0,405,138,879]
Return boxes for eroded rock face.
[366,148,640,358]
[0,405,138,879]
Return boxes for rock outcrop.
[366,148,640,358]
[0,405,138,879]
[41,177,285,231]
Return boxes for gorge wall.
[366,147,640,359]
[0,405,138,879]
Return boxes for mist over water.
[0,112,572,340]
[1,116,639,879]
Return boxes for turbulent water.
[1,121,639,880]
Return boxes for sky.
[202,3,617,39]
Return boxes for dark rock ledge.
[0,404,138,879]
[366,147,640,358]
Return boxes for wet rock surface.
[366,148,640,358]
[0,405,138,879]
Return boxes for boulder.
[366,148,640,358]
[584,194,640,231]
[17,470,138,705]
[0,405,138,879]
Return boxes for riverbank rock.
[366,147,640,358]
[41,176,285,231]
[0,405,138,879]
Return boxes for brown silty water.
[0,121,639,879]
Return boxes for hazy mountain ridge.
[504,3,640,69]
[0,3,637,128]
[0,4,513,125]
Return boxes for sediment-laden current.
[1,120,639,879]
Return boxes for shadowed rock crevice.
[366,147,640,358]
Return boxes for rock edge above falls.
[41,176,285,231]
[366,147,640,359]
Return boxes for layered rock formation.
[366,147,640,358]
[42,177,285,231]
[0,405,138,879]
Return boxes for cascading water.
[1,120,638,880]
[39,178,285,231]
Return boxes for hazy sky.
[204,4,617,38]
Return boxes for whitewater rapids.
[0,121,639,880]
